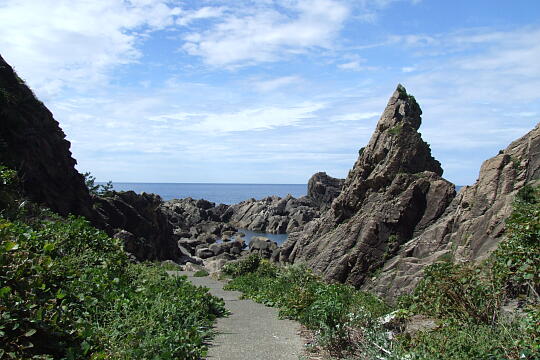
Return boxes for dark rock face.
[307,172,344,210]
[94,191,180,261]
[363,123,540,301]
[0,55,184,263]
[280,85,456,288]
[228,195,320,234]
[0,54,94,219]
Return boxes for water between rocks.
[219,228,288,246]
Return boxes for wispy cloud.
[0,0,181,97]
[182,0,350,67]
[254,76,303,92]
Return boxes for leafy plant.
[224,256,393,357]
[0,206,225,359]
[194,269,209,277]
[83,172,114,197]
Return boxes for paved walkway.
[171,271,304,360]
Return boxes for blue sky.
[1,0,539,185]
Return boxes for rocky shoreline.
[2,50,538,301]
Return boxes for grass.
[194,269,209,277]
[223,184,540,359]
[223,256,395,358]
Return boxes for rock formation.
[228,195,319,234]
[279,85,456,288]
[364,123,540,301]
[93,191,181,261]
[307,172,344,210]
[0,54,94,219]
[0,54,180,263]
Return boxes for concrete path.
[171,271,304,360]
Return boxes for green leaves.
[0,286,11,298]
[23,329,36,337]
[225,259,391,356]
[3,241,18,251]
[0,213,225,359]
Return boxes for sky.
[0,0,539,185]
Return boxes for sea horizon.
[106,182,308,205]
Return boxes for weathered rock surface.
[0,54,94,219]
[228,195,319,234]
[307,172,344,210]
[0,55,187,263]
[364,122,540,301]
[280,85,456,289]
[94,191,181,261]
[249,236,279,259]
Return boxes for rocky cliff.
[364,122,540,301]
[280,85,456,287]
[0,54,94,218]
[0,54,180,263]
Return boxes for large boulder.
[307,172,344,210]
[280,85,456,288]
[94,191,180,261]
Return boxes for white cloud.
[155,103,325,133]
[176,6,227,26]
[401,66,416,73]
[337,58,378,71]
[0,0,180,97]
[182,0,350,67]
[254,76,302,92]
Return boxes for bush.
[224,257,393,357]
[222,253,261,277]
[0,214,225,359]
[83,172,114,197]
[194,269,209,277]
[401,262,501,325]
[396,183,540,359]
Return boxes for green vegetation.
[224,184,540,359]
[83,172,114,197]
[193,269,209,277]
[388,124,403,136]
[397,183,540,359]
[223,256,393,357]
[0,166,226,359]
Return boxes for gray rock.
[280,85,455,292]
[307,172,344,211]
[364,122,540,301]
[196,248,215,259]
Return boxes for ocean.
[107,182,302,245]
[109,182,307,205]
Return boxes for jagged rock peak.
[0,54,94,218]
[332,85,443,220]
[378,83,422,131]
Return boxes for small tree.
[83,172,114,197]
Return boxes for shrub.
[401,262,502,325]
[194,269,209,277]
[224,259,393,357]
[0,214,225,359]
[222,253,261,277]
[83,172,114,197]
